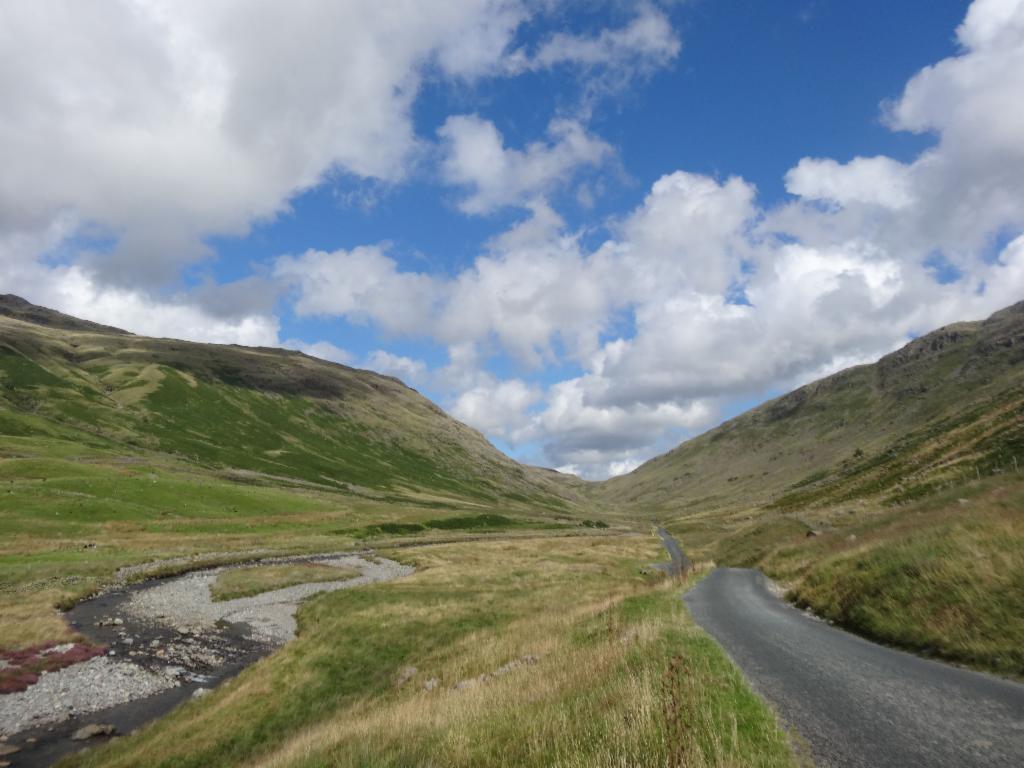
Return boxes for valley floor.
[0,437,798,767]
[6,434,1023,767]
[4,536,795,768]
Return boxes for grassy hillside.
[716,475,1024,676]
[599,300,1024,675]
[0,294,595,652]
[0,294,581,508]
[601,301,1024,519]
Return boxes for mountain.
[0,295,581,510]
[5,294,1022,523]
[600,301,1024,519]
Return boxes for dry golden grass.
[70,535,793,768]
[210,563,361,602]
[107,363,165,406]
[0,591,79,649]
[721,474,1024,675]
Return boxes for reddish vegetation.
[0,641,107,694]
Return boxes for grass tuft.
[210,563,361,602]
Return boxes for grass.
[0,435,589,651]
[0,439,795,766]
[210,563,361,602]
[610,300,1024,680]
[351,513,569,539]
[61,536,795,768]
[7,295,1022,762]
[0,313,584,510]
[715,475,1024,676]
[599,302,1024,520]
[0,641,106,693]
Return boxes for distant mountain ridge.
[599,300,1024,517]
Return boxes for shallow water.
[2,552,409,768]
[7,579,270,768]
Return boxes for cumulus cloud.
[0,260,280,347]
[774,0,1024,264]
[0,0,685,354]
[450,378,542,441]
[274,246,441,337]
[439,116,613,214]
[276,204,619,367]
[503,2,681,89]
[785,156,915,210]
[283,339,353,366]
[280,341,427,385]
[533,377,715,471]
[363,350,428,385]
[0,1,682,293]
[1,1,520,286]
[618,171,758,296]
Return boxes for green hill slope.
[600,300,1024,519]
[597,300,1024,675]
[0,295,579,509]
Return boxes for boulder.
[72,723,116,741]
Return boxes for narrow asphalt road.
[655,526,692,577]
[684,568,1024,767]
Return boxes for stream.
[0,553,412,768]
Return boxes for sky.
[2,0,1024,478]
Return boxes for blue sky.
[3,0,1023,477]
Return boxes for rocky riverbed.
[0,552,412,767]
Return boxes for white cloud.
[785,156,915,210]
[276,204,619,367]
[775,0,1024,264]
[284,339,353,366]
[607,458,643,478]
[0,1,684,296]
[504,3,681,82]
[959,0,1024,47]
[0,0,543,288]
[439,116,612,214]
[0,259,280,347]
[437,212,616,365]
[363,350,428,384]
[282,341,427,385]
[440,0,1024,476]
[618,171,758,296]
[274,246,441,337]
[450,378,542,441]
[535,376,714,466]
